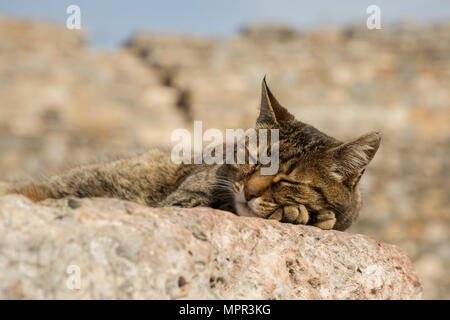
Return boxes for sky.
[0,0,449,49]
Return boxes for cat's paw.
[268,208,283,221]
[313,209,336,230]
[268,204,309,224]
[284,205,309,224]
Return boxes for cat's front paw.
[268,208,283,221]
[268,204,309,225]
[313,209,336,230]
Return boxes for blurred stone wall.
[0,19,448,299]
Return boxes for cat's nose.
[244,185,260,201]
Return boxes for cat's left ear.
[256,76,294,128]
[327,132,381,188]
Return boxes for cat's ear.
[328,132,381,187]
[256,76,294,128]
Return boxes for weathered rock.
[0,195,422,299]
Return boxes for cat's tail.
[0,180,55,202]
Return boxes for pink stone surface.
[0,195,422,299]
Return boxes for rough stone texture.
[0,195,422,300]
[0,18,448,298]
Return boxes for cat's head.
[229,77,381,230]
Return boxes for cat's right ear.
[256,76,294,128]
[327,132,381,188]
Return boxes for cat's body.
[7,150,232,210]
[1,78,381,231]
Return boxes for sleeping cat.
[0,78,380,231]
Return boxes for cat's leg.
[312,209,336,230]
[159,190,212,208]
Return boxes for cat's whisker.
[212,183,233,190]
[214,179,232,185]
[215,178,233,186]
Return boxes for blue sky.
[0,0,448,49]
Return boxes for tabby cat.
[0,78,380,231]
